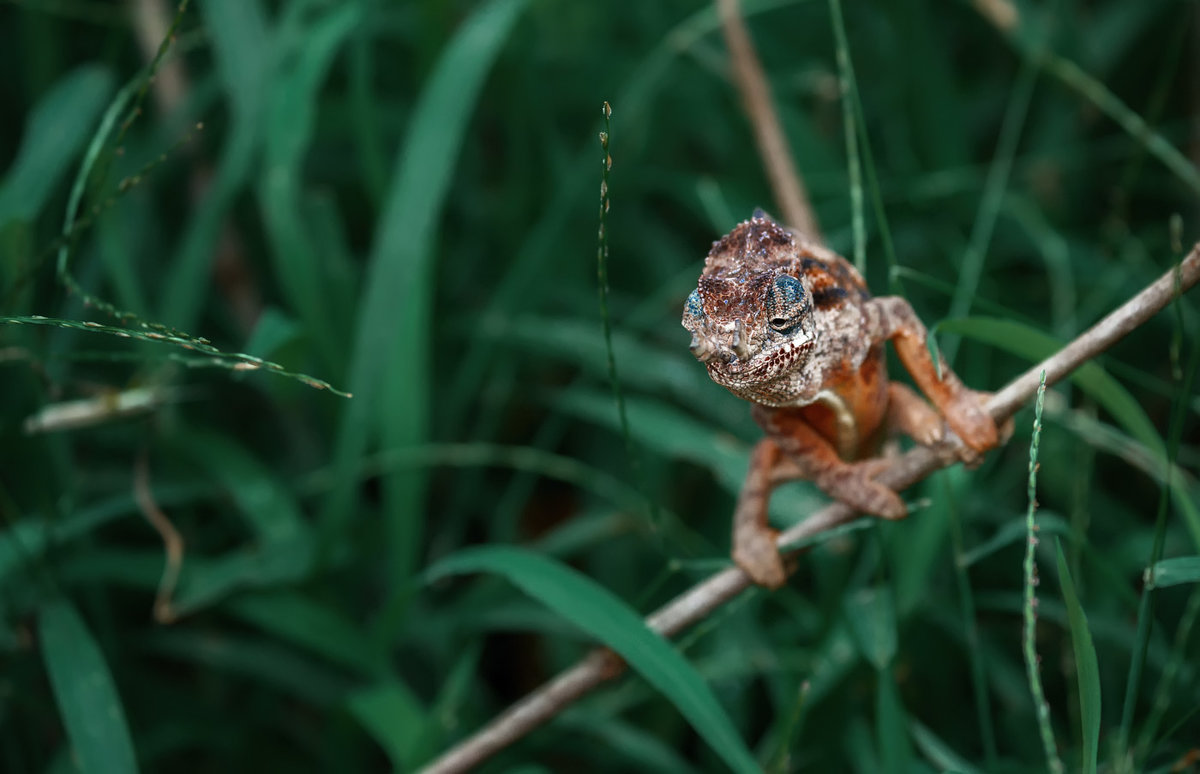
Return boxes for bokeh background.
[1,0,1198,771]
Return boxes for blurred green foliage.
[1,0,1198,771]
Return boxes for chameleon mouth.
[689,319,756,364]
[703,331,814,378]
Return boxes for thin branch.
[419,244,1200,774]
[717,0,821,241]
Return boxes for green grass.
[1,0,1198,771]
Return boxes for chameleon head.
[681,261,818,405]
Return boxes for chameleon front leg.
[869,297,998,453]
[734,407,905,588]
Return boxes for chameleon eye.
[766,275,807,332]
[684,289,705,319]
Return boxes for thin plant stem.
[1136,586,1200,757]
[826,0,898,292]
[1117,257,1200,768]
[1022,372,1064,774]
[943,56,1038,363]
[973,5,1200,195]
[596,103,662,541]
[1040,52,1200,196]
[948,480,998,765]
[828,0,864,273]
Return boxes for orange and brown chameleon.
[682,210,1001,588]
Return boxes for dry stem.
[420,246,1200,774]
[717,0,821,241]
[134,449,184,624]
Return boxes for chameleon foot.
[817,459,907,520]
[732,525,788,589]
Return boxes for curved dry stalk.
[717,0,821,242]
[134,449,184,624]
[419,245,1200,774]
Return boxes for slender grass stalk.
[596,102,661,539]
[1005,198,1076,338]
[1114,477,1163,764]
[0,316,350,396]
[827,0,863,272]
[1136,586,1200,755]
[1040,52,1200,196]
[767,681,811,774]
[983,0,1200,197]
[891,265,1040,325]
[1022,371,1064,774]
[1066,419,1096,631]
[826,0,898,291]
[5,123,202,310]
[943,57,1038,363]
[1115,14,1190,198]
[58,0,193,320]
[948,480,998,765]
[1117,253,1200,767]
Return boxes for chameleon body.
[682,211,999,587]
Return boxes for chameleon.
[682,210,1001,588]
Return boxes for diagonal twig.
[420,246,1200,773]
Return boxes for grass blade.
[260,3,362,372]
[948,495,998,765]
[228,591,385,679]
[426,545,760,774]
[161,0,265,331]
[827,0,898,289]
[828,0,864,272]
[39,598,139,774]
[323,0,530,590]
[1136,587,1200,755]
[844,587,897,672]
[1144,556,1200,589]
[942,54,1037,363]
[938,316,1162,453]
[909,719,983,774]
[1118,269,1199,763]
[0,65,114,225]
[1040,52,1200,196]
[346,680,429,770]
[1055,540,1101,774]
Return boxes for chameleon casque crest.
[683,210,1001,588]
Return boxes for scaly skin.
[682,211,999,588]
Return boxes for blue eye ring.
[766,275,807,332]
[684,289,705,318]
